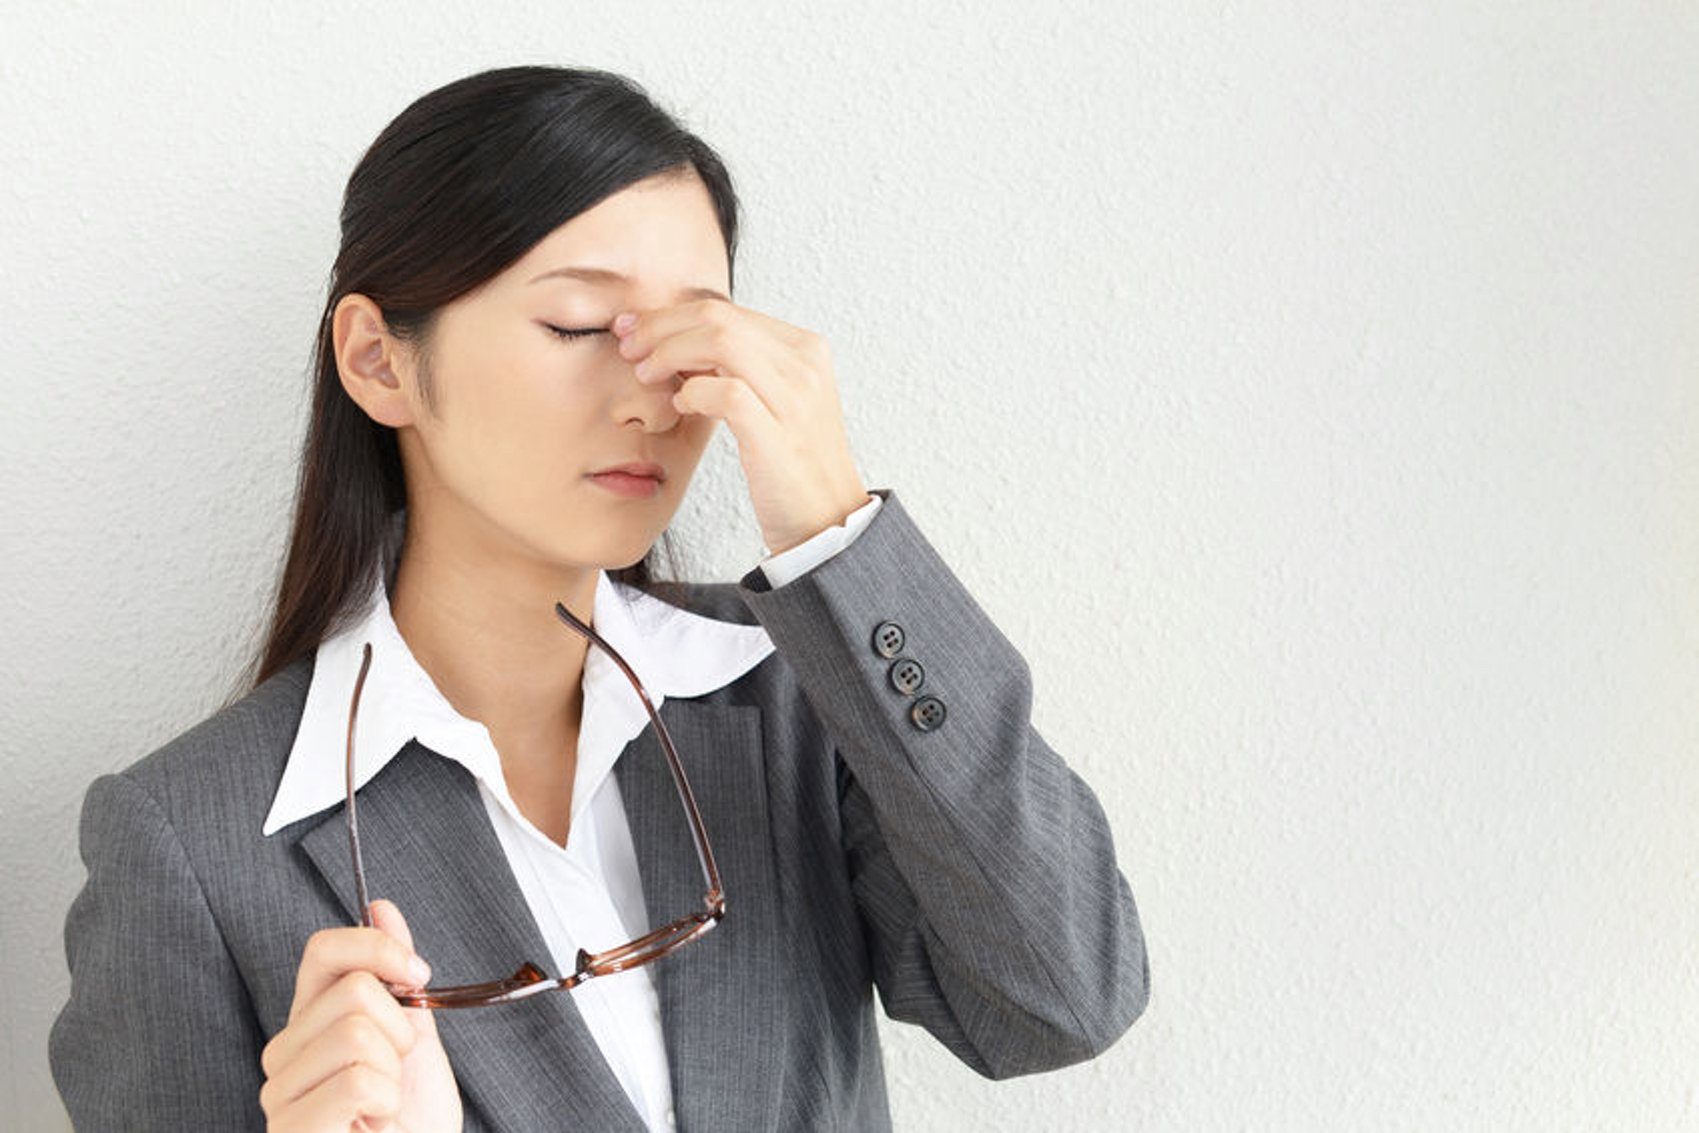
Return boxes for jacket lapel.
[296,741,646,1132]
[616,697,785,1131]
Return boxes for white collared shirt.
[262,494,880,1132]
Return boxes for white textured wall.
[4,3,1696,1129]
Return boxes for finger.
[289,919,432,1023]
[612,297,738,359]
[634,325,802,420]
[616,301,810,406]
[672,376,787,448]
[367,898,416,955]
[259,1009,403,1121]
[264,968,420,1082]
[623,315,755,387]
[268,1060,401,1133]
[367,898,447,1041]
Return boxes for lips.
[588,461,665,482]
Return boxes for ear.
[333,293,419,428]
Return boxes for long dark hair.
[229,65,740,703]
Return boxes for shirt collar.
[261,508,775,837]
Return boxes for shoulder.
[96,656,314,835]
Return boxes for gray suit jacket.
[50,489,1148,1130]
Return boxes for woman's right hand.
[260,899,463,1132]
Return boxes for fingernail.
[613,312,637,334]
[409,955,432,986]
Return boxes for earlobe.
[333,293,416,428]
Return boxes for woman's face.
[393,170,730,572]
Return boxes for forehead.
[507,173,729,296]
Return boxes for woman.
[49,65,1148,1131]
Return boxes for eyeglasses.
[343,600,726,1008]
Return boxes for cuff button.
[910,695,946,731]
[889,657,925,695]
[872,621,906,658]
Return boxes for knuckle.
[349,975,413,1051]
[337,1011,382,1053]
[303,926,339,959]
[391,1014,419,1055]
[297,926,355,983]
[804,331,830,360]
[294,934,326,980]
[346,970,390,1012]
[259,1035,281,1078]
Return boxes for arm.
[739,489,1149,1078]
[50,772,269,1129]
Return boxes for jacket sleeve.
[50,771,269,1129]
[738,488,1149,1079]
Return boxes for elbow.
[1103,934,1152,1051]
[1099,892,1152,1048]
[976,924,1151,1081]
[1060,895,1153,1070]
[1061,936,1152,1071]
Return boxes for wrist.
[768,490,872,555]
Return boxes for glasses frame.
[343,600,726,1008]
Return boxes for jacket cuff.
[755,493,883,589]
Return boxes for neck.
[387,501,597,772]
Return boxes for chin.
[574,533,662,574]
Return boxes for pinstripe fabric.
[50,489,1148,1130]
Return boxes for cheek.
[434,354,601,488]
[490,338,601,422]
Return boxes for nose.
[609,359,683,433]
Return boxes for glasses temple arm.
[554,602,725,906]
[347,642,376,928]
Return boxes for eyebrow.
[526,266,729,303]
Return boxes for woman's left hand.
[612,300,870,555]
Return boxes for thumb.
[366,899,445,1038]
[367,899,432,991]
[367,897,417,954]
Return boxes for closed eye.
[542,323,608,341]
